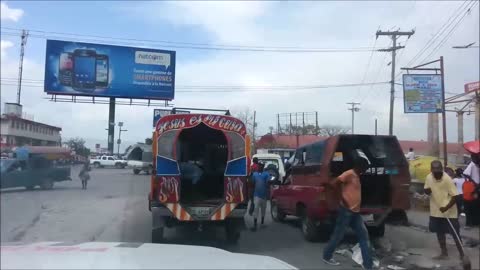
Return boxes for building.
[0,103,62,151]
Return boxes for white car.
[252,153,286,181]
[90,155,127,169]
[1,242,296,269]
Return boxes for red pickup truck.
[270,135,410,241]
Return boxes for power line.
[418,0,478,63]
[0,28,380,53]
[354,29,380,101]
[1,26,377,50]
[403,0,475,68]
[0,81,389,93]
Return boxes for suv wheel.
[93,162,100,168]
[133,169,140,175]
[299,208,319,242]
[271,200,286,222]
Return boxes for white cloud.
[1,1,478,150]
[0,40,13,57]
[1,2,24,22]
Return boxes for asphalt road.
[2,167,478,269]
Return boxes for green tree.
[65,137,91,157]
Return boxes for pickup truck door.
[1,162,27,189]
[286,149,306,214]
[107,157,115,166]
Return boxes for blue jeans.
[323,206,373,270]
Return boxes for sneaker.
[460,213,466,217]
[322,258,340,266]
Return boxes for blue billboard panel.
[403,74,443,113]
[45,40,176,100]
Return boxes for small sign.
[333,152,343,161]
[403,74,443,113]
[464,81,480,93]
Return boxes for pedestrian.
[452,168,465,216]
[251,157,260,173]
[322,157,373,270]
[251,162,270,231]
[462,153,480,227]
[14,143,30,170]
[248,157,260,216]
[79,162,91,190]
[406,147,415,161]
[424,160,464,260]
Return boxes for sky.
[1,1,479,151]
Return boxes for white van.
[252,153,286,181]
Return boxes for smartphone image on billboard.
[72,49,97,91]
[95,54,109,88]
[59,52,73,86]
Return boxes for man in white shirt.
[463,153,480,227]
[463,153,479,184]
[406,148,415,161]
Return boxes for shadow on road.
[0,185,82,194]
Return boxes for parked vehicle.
[1,157,71,190]
[126,143,153,174]
[90,155,127,168]
[252,153,285,181]
[270,134,410,241]
[149,113,250,244]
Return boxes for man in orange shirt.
[323,157,373,270]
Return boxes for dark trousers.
[323,206,373,270]
[464,199,480,226]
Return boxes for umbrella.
[463,140,480,154]
[409,156,456,183]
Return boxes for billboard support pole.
[440,56,448,167]
[108,98,116,154]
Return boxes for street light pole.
[347,102,361,134]
[117,122,127,157]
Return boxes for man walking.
[322,157,373,270]
[251,163,270,231]
[424,160,464,260]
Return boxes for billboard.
[464,81,480,93]
[153,109,190,127]
[403,74,443,113]
[44,40,176,100]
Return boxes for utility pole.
[17,29,28,105]
[252,111,256,154]
[347,102,361,134]
[375,118,378,135]
[376,29,415,135]
[117,122,128,156]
